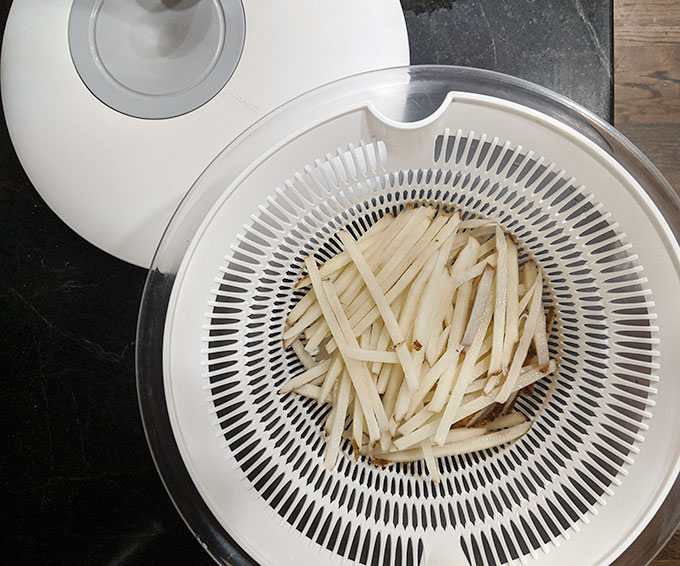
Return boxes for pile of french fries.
[281,206,555,480]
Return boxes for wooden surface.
[615,0,680,189]
[614,1,680,563]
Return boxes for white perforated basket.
[137,67,680,566]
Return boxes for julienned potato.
[281,205,556,481]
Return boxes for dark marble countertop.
[0,1,611,564]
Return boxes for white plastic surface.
[162,94,680,565]
[0,0,409,266]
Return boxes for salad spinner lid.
[1,0,409,267]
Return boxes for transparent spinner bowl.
[136,66,680,566]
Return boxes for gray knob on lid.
[68,0,246,119]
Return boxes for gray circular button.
[68,0,245,119]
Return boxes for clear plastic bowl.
[137,66,680,566]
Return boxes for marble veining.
[402,0,612,121]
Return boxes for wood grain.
[615,0,680,46]
[615,0,680,191]
[654,535,680,565]
[615,0,680,564]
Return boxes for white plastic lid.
[1,0,409,266]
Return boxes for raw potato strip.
[382,363,403,422]
[294,383,322,401]
[477,237,497,260]
[344,347,400,364]
[406,346,459,419]
[374,421,532,463]
[292,339,316,369]
[394,397,507,451]
[516,261,539,314]
[293,213,394,291]
[289,210,417,345]
[373,296,403,374]
[369,320,382,369]
[352,394,364,450]
[444,300,455,326]
[392,348,427,422]
[497,272,543,403]
[280,359,332,393]
[324,370,351,469]
[303,317,330,353]
[458,219,496,229]
[359,327,371,352]
[372,319,389,374]
[445,427,486,443]
[376,361,393,394]
[488,226,507,376]
[460,265,495,351]
[487,412,527,431]
[399,254,438,342]
[522,260,537,293]
[483,371,501,395]
[318,353,343,404]
[533,266,551,371]
[447,238,481,345]
[421,442,441,482]
[304,256,384,440]
[425,265,460,365]
[429,239,480,412]
[435,290,495,445]
[414,222,460,347]
[454,360,556,423]
[394,421,439,450]
[454,256,495,288]
[467,371,488,395]
[431,326,451,365]
[534,306,550,371]
[321,278,389,434]
[502,392,518,414]
[398,408,434,436]
[337,231,419,391]
[379,430,392,453]
[502,237,520,373]
[429,421,533,459]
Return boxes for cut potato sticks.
[280,358,331,393]
[293,213,394,290]
[502,236,520,373]
[497,271,543,403]
[324,370,351,469]
[337,230,419,391]
[488,226,507,376]
[372,421,532,464]
[304,256,384,441]
[344,347,400,364]
[280,205,556,479]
